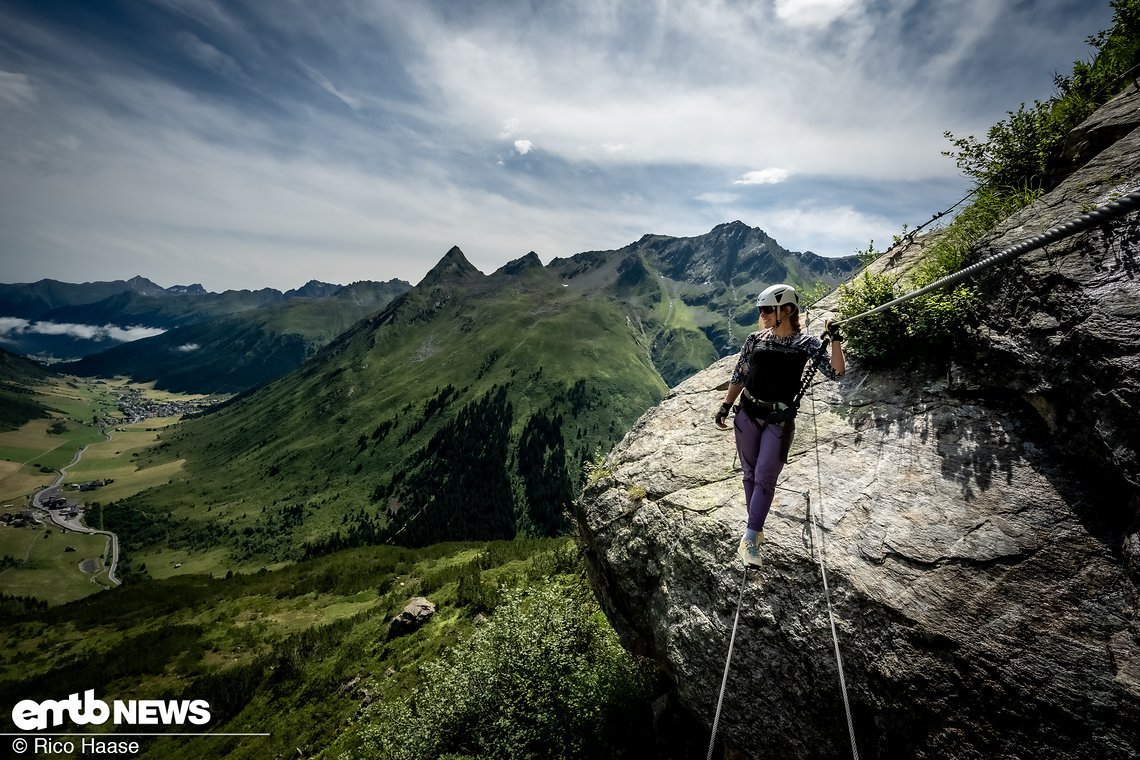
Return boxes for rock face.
[1063,82,1140,172]
[968,127,1140,510]
[575,92,1140,759]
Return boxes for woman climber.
[714,284,845,568]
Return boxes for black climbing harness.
[735,338,831,427]
[738,389,796,424]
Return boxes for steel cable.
[707,566,750,760]
[808,381,861,759]
[833,187,1140,327]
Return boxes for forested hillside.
[0,347,53,431]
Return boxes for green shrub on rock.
[837,185,1042,366]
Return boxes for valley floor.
[0,376,220,605]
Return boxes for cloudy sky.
[0,0,1115,292]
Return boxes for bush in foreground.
[345,579,655,760]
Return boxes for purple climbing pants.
[733,411,787,531]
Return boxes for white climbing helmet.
[756,284,800,311]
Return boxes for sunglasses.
[759,305,778,314]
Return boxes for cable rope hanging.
[871,189,976,261]
[805,188,977,312]
[807,378,861,760]
[706,567,750,760]
[709,371,861,759]
[781,185,1140,755]
[832,187,1140,327]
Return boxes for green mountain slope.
[61,319,313,395]
[109,249,667,563]
[103,227,856,568]
[556,220,859,383]
[0,347,53,431]
[41,287,284,329]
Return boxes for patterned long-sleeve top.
[729,329,841,404]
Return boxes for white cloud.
[404,5,971,182]
[0,79,658,289]
[303,64,361,111]
[176,32,247,84]
[0,71,36,109]
[0,318,166,343]
[753,204,896,255]
[499,117,520,138]
[734,168,791,185]
[773,0,860,28]
[0,0,1115,289]
[148,0,245,36]
[694,192,739,204]
[107,324,169,341]
[176,343,201,352]
[0,317,28,336]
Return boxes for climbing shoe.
[737,539,763,568]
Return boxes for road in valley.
[32,433,122,587]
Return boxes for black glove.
[714,402,732,429]
[824,319,843,344]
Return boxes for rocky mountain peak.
[492,251,544,277]
[615,252,654,292]
[167,283,208,296]
[574,89,1140,759]
[645,222,855,288]
[125,275,165,296]
[712,219,753,234]
[285,280,342,299]
[418,246,483,288]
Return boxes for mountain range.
[71,222,861,569]
[60,280,414,394]
[0,274,362,319]
[0,276,412,392]
[1,223,858,397]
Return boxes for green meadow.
[0,378,219,600]
[0,377,118,503]
[61,415,187,502]
[0,526,110,604]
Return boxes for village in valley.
[0,379,225,598]
[1,481,111,528]
[2,382,223,534]
[109,385,218,425]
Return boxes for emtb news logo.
[11,690,211,730]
